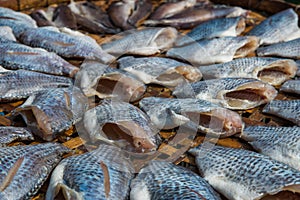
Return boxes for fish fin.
[100,161,110,199]
[45,162,66,200]
[52,41,75,47]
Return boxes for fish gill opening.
[258,66,290,85]
[235,38,258,58]
[224,89,267,108]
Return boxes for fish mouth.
[234,36,259,58]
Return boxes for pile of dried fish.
[0,0,299,199]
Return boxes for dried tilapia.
[139,97,243,137]
[130,160,221,200]
[0,42,79,77]
[280,80,300,95]
[173,78,277,110]
[0,127,34,147]
[0,143,70,200]
[0,26,16,42]
[247,9,300,45]
[263,100,300,126]
[30,10,55,27]
[199,57,297,86]
[76,60,146,102]
[19,27,115,63]
[101,27,177,56]
[118,56,202,87]
[189,145,300,200]
[46,144,134,200]
[175,17,245,46]
[83,100,161,152]
[167,36,259,65]
[241,126,300,170]
[13,87,87,141]
[52,5,77,29]
[0,7,37,27]
[0,19,35,38]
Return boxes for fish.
[0,68,72,101]
[52,5,77,29]
[199,57,297,86]
[263,100,300,126]
[130,160,221,200]
[167,36,259,65]
[0,19,35,38]
[30,10,55,27]
[189,144,300,200]
[0,26,16,42]
[101,27,178,57]
[280,80,300,95]
[173,78,278,110]
[257,38,300,59]
[144,6,247,29]
[0,42,79,77]
[75,60,146,102]
[175,17,246,46]
[19,27,115,64]
[13,87,87,141]
[0,143,70,200]
[118,56,202,87]
[139,97,244,137]
[0,127,34,147]
[127,0,153,27]
[247,8,300,45]
[83,99,161,152]
[240,126,300,170]
[46,144,134,200]
[0,7,37,27]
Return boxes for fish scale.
[0,127,34,147]
[280,80,300,95]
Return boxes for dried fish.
[199,57,297,86]
[189,145,300,200]
[101,27,178,56]
[52,5,77,29]
[139,97,244,137]
[173,78,278,110]
[167,36,259,65]
[19,27,115,64]
[30,10,55,27]
[175,17,245,46]
[13,87,87,141]
[83,100,161,152]
[46,144,134,200]
[118,56,202,87]
[263,100,300,126]
[0,19,35,38]
[0,127,34,147]
[241,126,300,170]
[247,9,300,45]
[130,160,221,200]
[0,143,70,199]
[0,26,16,42]
[280,80,300,95]
[0,7,37,27]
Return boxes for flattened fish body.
[247,9,300,45]
[0,127,34,147]
[173,78,277,110]
[241,126,300,170]
[189,145,300,200]
[118,56,202,87]
[139,97,244,137]
[0,26,16,42]
[263,100,300,126]
[167,36,259,65]
[83,100,161,152]
[0,143,70,199]
[280,80,300,95]
[199,57,297,86]
[0,19,35,38]
[130,160,221,200]
[0,7,36,27]
[46,144,134,200]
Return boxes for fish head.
[234,36,260,58]
[174,65,202,82]
[149,27,178,52]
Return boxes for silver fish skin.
[173,78,277,110]
[139,97,244,137]
[0,19,35,38]
[0,26,16,42]
[257,38,300,59]
[175,17,245,46]
[0,7,37,27]
[118,56,202,87]
[247,8,300,45]
[0,143,70,200]
[0,68,72,101]
[263,100,300,126]
[280,80,300,95]
[167,36,259,65]
[130,160,221,200]
[101,27,178,56]
[0,127,34,147]
[189,145,300,200]
[46,144,134,200]
[199,57,297,86]
[0,42,79,77]
[76,60,146,102]
[241,126,300,170]
[19,27,115,64]
[83,100,161,152]
[14,87,87,141]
